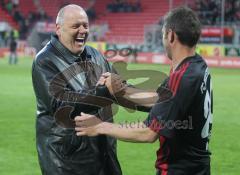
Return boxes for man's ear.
[170,30,174,43]
[167,29,174,44]
[56,24,61,36]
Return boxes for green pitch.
[0,57,239,175]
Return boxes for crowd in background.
[0,29,18,47]
[61,0,97,21]
[0,0,50,40]
[190,0,240,25]
[107,0,141,13]
[156,0,240,26]
[1,0,240,49]
[0,0,99,48]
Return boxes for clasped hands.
[74,72,126,136]
[96,72,126,97]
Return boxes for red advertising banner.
[200,26,234,44]
[201,27,234,37]
[107,53,240,69]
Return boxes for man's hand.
[96,76,106,86]
[101,72,126,97]
[75,112,102,136]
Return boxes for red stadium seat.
[0,7,19,29]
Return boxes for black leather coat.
[32,35,122,175]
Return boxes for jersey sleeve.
[144,64,201,138]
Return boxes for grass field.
[0,57,240,175]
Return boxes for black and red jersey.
[144,54,213,175]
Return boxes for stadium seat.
[0,6,18,29]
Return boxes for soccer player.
[75,6,213,175]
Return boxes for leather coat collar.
[50,35,91,63]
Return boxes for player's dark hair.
[163,6,201,47]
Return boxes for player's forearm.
[119,87,158,107]
[114,87,158,108]
[97,122,158,143]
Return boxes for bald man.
[32,4,122,175]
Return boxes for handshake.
[54,72,127,129]
[96,72,127,98]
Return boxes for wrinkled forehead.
[63,7,89,24]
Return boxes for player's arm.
[74,113,158,143]
[120,86,158,107]
[99,72,159,109]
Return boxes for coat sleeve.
[32,56,114,119]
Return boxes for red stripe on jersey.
[157,136,169,175]
[170,73,178,94]
[173,63,190,95]
[169,62,190,96]
[161,169,168,175]
[168,67,174,90]
[149,118,162,133]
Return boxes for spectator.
[0,0,5,8]
[192,0,240,25]
[13,9,23,22]
[5,1,13,13]
[107,0,141,13]
[9,37,18,65]
[0,33,4,47]
[12,0,19,8]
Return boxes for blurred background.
[0,0,240,175]
[0,0,240,65]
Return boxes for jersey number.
[201,81,213,150]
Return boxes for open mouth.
[75,38,85,44]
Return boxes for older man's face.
[56,8,89,55]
